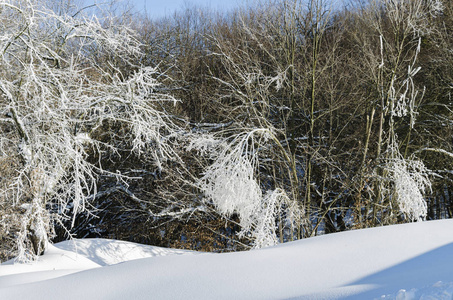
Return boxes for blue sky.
[85,0,244,19]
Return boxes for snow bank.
[55,238,195,266]
[0,243,100,288]
[2,220,453,299]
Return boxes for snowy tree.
[193,128,304,248]
[0,0,179,261]
[361,0,441,224]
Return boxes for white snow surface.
[2,220,453,299]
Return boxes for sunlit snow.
[2,220,453,299]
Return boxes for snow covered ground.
[2,219,453,299]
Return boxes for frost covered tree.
[3,0,452,261]
[0,0,179,261]
[349,0,444,224]
[192,128,304,248]
[203,0,345,239]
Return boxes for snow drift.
[2,219,453,299]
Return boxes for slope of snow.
[0,243,101,288]
[55,238,195,266]
[2,220,453,299]
[0,239,194,290]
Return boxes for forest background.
[0,0,452,261]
